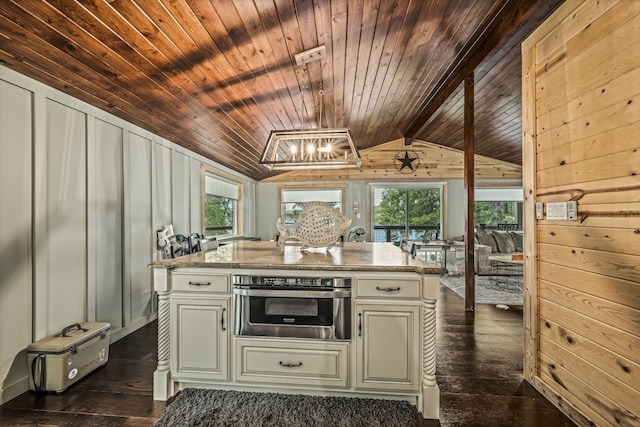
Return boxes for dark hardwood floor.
[426,285,576,427]
[0,320,166,426]
[0,285,575,426]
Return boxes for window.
[203,169,242,237]
[371,184,443,244]
[475,188,523,228]
[279,185,345,225]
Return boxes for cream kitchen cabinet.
[170,269,231,381]
[169,270,230,382]
[355,303,421,391]
[170,296,229,382]
[152,244,443,420]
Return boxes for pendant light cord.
[318,88,324,129]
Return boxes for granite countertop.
[150,241,446,275]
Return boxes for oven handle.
[232,288,351,298]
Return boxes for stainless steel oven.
[233,275,351,340]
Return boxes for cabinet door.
[171,297,229,381]
[356,304,420,391]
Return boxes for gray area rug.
[440,274,523,306]
[153,388,418,427]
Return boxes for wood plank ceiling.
[0,0,562,181]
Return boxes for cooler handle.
[61,323,85,337]
[31,353,46,392]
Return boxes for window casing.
[278,185,346,225]
[474,188,523,228]
[370,183,444,244]
[202,168,242,237]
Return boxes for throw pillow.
[510,231,523,252]
[476,230,498,253]
[493,230,516,253]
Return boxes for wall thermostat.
[546,201,578,221]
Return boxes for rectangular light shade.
[260,128,361,170]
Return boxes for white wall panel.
[190,158,202,233]
[171,151,191,235]
[0,80,33,402]
[43,99,86,335]
[243,181,257,237]
[124,132,154,325]
[153,143,172,260]
[88,118,123,327]
[0,65,257,403]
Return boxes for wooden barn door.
[522,1,640,426]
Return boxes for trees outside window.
[474,188,523,228]
[372,185,442,244]
[204,194,235,236]
[203,170,241,237]
[475,201,520,228]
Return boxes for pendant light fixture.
[260,46,361,171]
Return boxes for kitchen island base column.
[153,268,174,400]
[422,276,440,418]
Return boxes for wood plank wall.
[260,138,522,182]
[522,1,640,426]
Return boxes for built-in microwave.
[232,275,351,340]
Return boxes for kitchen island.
[150,241,445,419]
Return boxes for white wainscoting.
[0,80,33,404]
[0,65,257,405]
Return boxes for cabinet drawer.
[172,273,229,293]
[355,278,420,299]
[235,339,348,388]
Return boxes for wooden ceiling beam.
[403,0,540,139]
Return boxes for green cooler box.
[27,322,111,392]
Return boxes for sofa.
[448,229,523,275]
[474,229,523,275]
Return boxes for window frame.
[277,184,347,224]
[201,164,244,238]
[474,187,523,229]
[369,182,447,243]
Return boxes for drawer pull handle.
[188,281,211,287]
[279,361,303,368]
[221,308,226,331]
[376,286,401,292]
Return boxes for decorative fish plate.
[276,201,352,249]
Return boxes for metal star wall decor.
[394,150,420,173]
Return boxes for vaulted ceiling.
[0,0,562,181]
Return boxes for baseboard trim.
[109,314,158,343]
[0,376,30,406]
